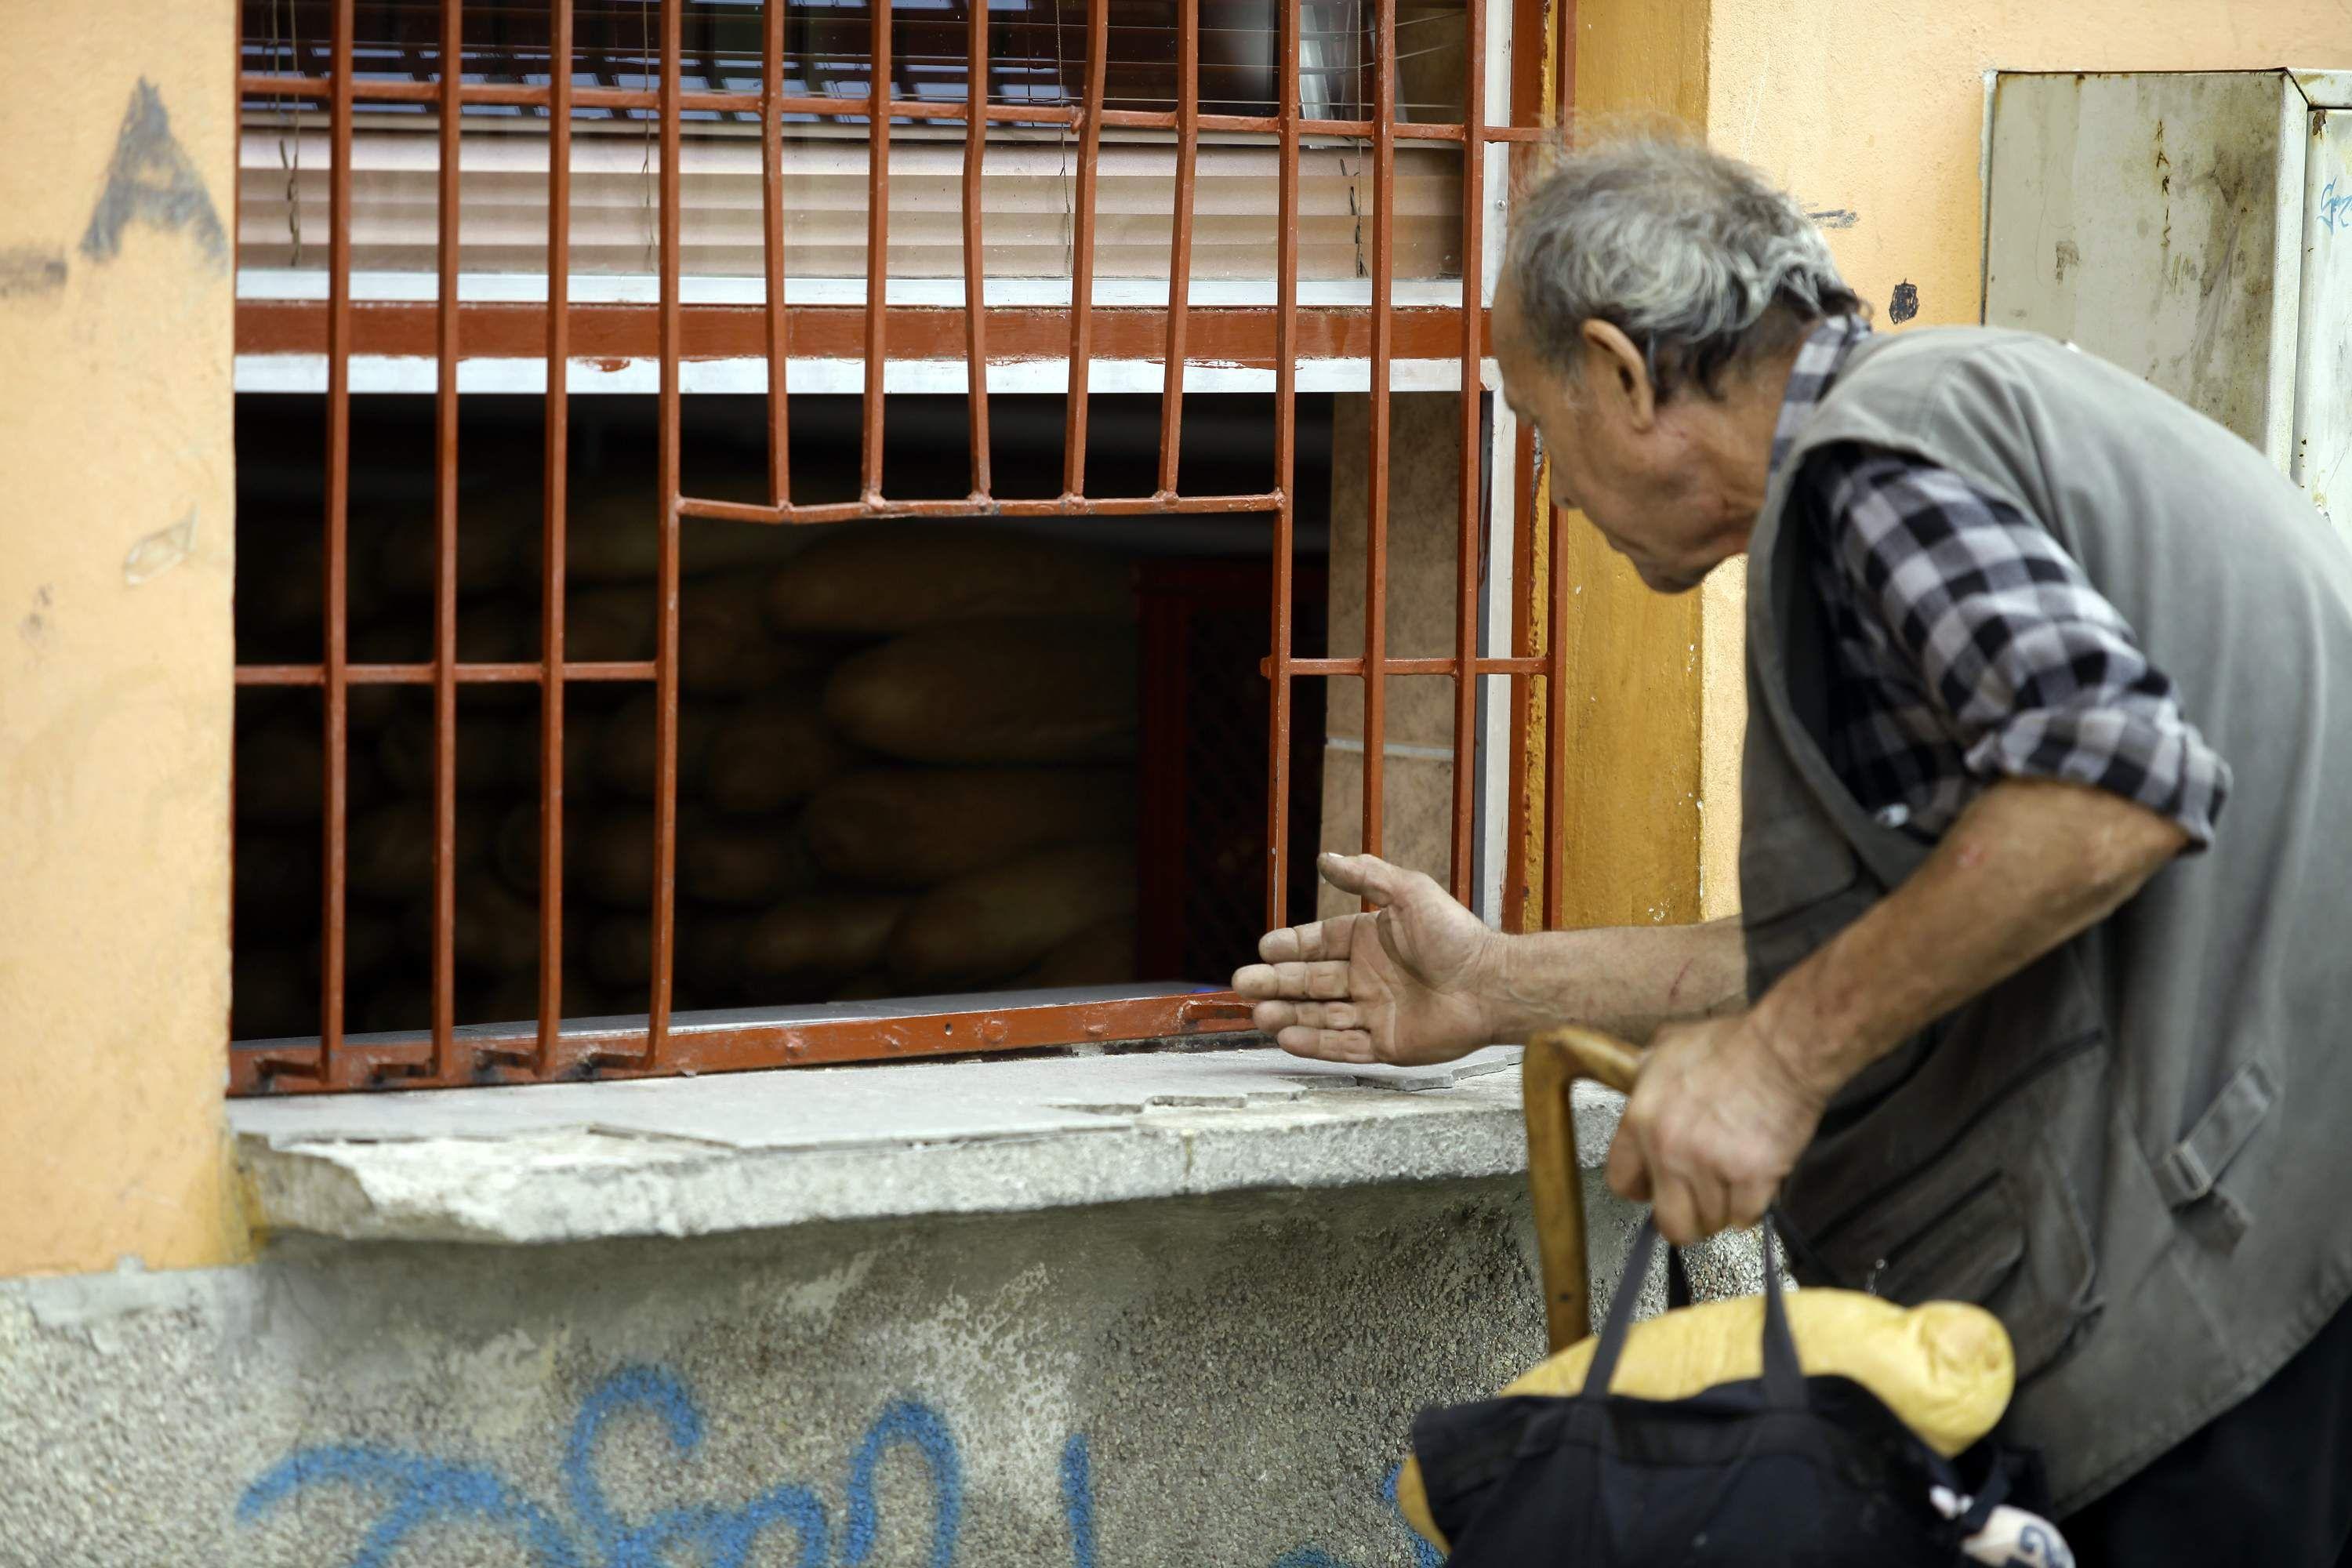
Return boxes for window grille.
[227,0,1571,1094]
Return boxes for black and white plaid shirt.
[1772,315,2230,846]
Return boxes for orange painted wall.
[0,0,250,1276]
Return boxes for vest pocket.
[1795,1047,2103,1384]
[1870,1174,2024,1308]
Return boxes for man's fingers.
[1284,1000,1363,1032]
[1315,851,1406,906]
[1651,1176,1702,1248]
[1255,913,1365,965]
[1729,1180,1777,1236]
[1231,960,1353,1001]
[1688,1178,1734,1243]
[1250,1000,1366,1036]
[1273,1024,1377,1063]
[1254,923,1315,964]
[1605,1127,1652,1203]
[1249,1000,1298,1034]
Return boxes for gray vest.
[1743,327,2352,1512]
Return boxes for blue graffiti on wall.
[2318,178,2352,235]
[238,1366,1443,1568]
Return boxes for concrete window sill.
[228,1044,1632,1246]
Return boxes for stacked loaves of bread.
[230,488,1147,1040]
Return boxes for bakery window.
[227,0,1564,1094]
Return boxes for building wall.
[0,0,248,1276]
[1709,2,2352,337]
[0,1181,1549,1568]
[0,1138,1764,1568]
[1511,0,1725,935]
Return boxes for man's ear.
[1579,318,1657,431]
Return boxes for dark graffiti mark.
[79,79,227,272]
[1889,280,1921,324]
[22,585,53,650]
[0,246,67,299]
[1806,209,1860,230]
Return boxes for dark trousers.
[2062,1294,2352,1566]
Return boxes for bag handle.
[1581,1217,1806,1410]
[1665,1243,1696,1312]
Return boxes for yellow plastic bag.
[1398,1288,2015,1552]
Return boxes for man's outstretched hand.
[1231,851,1504,1065]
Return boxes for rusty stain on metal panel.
[1985,71,2299,462]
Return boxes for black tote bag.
[1409,1218,2048,1566]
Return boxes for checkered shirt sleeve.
[1802,446,2231,848]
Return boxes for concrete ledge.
[230,1045,1635,1245]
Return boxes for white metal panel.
[1465,0,1520,924]
[1478,0,1512,311]
[2267,79,2314,477]
[1475,399,1517,927]
[2294,70,2352,111]
[1985,71,2306,470]
[2292,105,2352,535]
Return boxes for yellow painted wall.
[0,1,249,1276]
[1710,2,2352,335]
[1518,0,1722,933]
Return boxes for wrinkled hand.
[1230,852,1502,1065]
[1606,1011,1827,1246]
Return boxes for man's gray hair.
[1504,133,1859,401]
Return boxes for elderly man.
[1236,136,2352,1558]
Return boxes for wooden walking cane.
[1523,1025,1645,1352]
